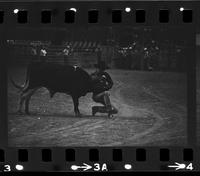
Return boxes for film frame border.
[0,1,199,172]
[0,147,199,172]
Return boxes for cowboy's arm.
[102,72,113,90]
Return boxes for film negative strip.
[0,0,200,174]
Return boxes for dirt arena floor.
[7,66,188,146]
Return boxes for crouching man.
[91,61,118,117]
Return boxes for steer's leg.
[24,88,38,114]
[18,92,24,113]
[18,89,32,113]
[72,96,81,117]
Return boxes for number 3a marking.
[4,165,11,172]
[186,163,193,170]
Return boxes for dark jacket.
[91,70,113,94]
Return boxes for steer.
[10,62,97,117]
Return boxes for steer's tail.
[9,69,30,92]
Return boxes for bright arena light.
[13,9,19,14]
[15,164,24,171]
[125,7,131,13]
[180,7,184,12]
[69,8,77,12]
[124,164,132,170]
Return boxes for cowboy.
[39,46,47,63]
[91,61,117,116]
[63,46,70,65]
[30,46,37,56]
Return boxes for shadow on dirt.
[8,111,115,120]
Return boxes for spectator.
[63,46,70,65]
[39,46,47,62]
[30,45,38,63]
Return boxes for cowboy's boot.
[92,106,107,116]
[92,106,98,116]
[108,105,118,114]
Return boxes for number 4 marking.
[186,163,193,170]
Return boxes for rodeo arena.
[7,27,189,146]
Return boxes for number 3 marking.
[94,163,100,171]
[4,165,11,172]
